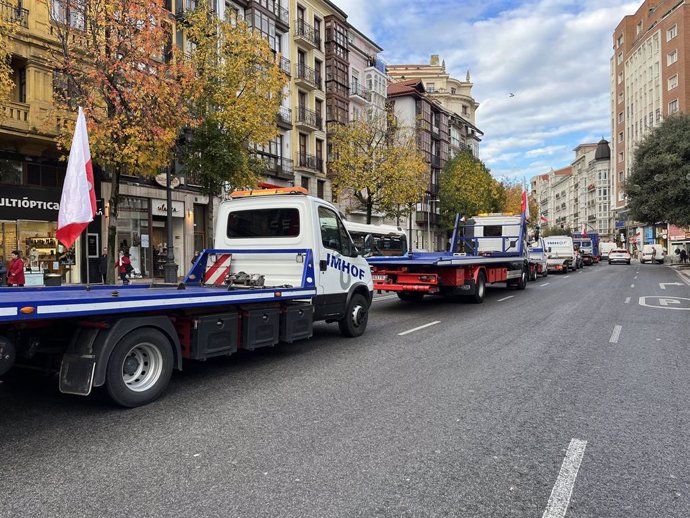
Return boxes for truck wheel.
[338,293,369,338]
[516,267,528,290]
[542,268,548,278]
[471,271,486,303]
[529,267,537,281]
[397,292,425,302]
[104,328,174,408]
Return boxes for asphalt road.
[1,262,689,517]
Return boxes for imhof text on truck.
[0,188,373,407]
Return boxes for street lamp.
[163,163,178,283]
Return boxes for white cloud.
[339,0,638,180]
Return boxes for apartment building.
[225,0,294,187]
[531,139,612,239]
[387,79,450,251]
[347,26,387,121]
[611,0,690,247]
[387,55,482,157]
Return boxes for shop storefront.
[0,184,80,285]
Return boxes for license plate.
[372,274,388,282]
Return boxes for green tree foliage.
[626,114,690,227]
[541,225,572,237]
[439,151,504,229]
[328,112,428,224]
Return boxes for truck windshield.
[226,208,300,238]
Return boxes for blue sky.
[341,0,640,183]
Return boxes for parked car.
[640,244,665,264]
[609,249,631,265]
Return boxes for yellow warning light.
[20,307,35,314]
[230,187,308,198]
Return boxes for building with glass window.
[611,0,690,248]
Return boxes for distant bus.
[344,221,408,256]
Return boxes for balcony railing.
[294,19,320,48]
[277,106,292,127]
[296,106,323,131]
[279,56,291,75]
[295,63,321,90]
[431,156,442,168]
[259,155,294,181]
[1,0,28,27]
[349,81,371,101]
[297,153,323,172]
[273,3,289,25]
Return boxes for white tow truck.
[0,188,373,407]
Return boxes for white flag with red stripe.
[540,213,548,223]
[56,107,96,248]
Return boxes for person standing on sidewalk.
[681,249,688,264]
[116,253,132,285]
[7,250,25,287]
[98,248,108,283]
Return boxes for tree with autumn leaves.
[328,112,428,224]
[51,0,196,282]
[178,7,287,245]
[0,6,18,110]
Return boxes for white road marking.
[659,282,683,290]
[563,276,570,279]
[540,283,550,287]
[624,297,631,304]
[398,321,441,336]
[542,439,587,518]
[373,295,399,302]
[498,296,514,302]
[639,296,690,311]
[630,284,635,288]
[634,276,638,279]
[609,325,622,343]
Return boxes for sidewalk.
[667,262,690,284]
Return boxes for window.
[618,151,624,163]
[668,74,678,90]
[636,21,642,36]
[617,34,623,47]
[618,131,623,143]
[667,50,677,65]
[226,208,300,238]
[318,206,352,255]
[617,112,624,123]
[426,82,435,92]
[617,72,623,84]
[451,87,456,95]
[669,99,679,114]
[51,0,85,29]
[462,104,469,116]
[618,91,624,103]
[301,176,309,191]
[618,171,623,183]
[617,52,623,64]
[317,180,324,199]
[667,24,677,41]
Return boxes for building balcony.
[349,81,371,103]
[1,0,28,27]
[1,101,30,132]
[295,106,323,131]
[277,106,292,129]
[279,56,291,76]
[296,153,323,173]
[259,155,294,181]
[294,63,321,90]
[272,2,289,28]
[294,19,320,49]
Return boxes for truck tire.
[516,267,528,290]
[471,271,486,303]
[529,266,537,281]
[104,328,174,407]
[397,291,425,302]
[542,267,548,278]
[338,293,369,338]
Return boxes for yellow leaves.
[0,11,18,110]
[329,112,428,221]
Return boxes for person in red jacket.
[116,253,132,285]
[8,250,25,287]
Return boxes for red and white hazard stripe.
[203,254,232,285]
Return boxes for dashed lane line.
[540,283,550,287]
[624,297,631,304]
[542,439,588,518]
[609,325,622,343]
[630,284,635,288]
[398,321,441,336]
[497,296,514,302]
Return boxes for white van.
[640,244,665,264]
[543,235,575,273]
[600,242,617,260]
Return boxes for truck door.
[314,205,368,318]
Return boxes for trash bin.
[44,273,62,287]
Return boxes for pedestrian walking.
[98,248,108,283]
[191,250,200,265]
[116,253,132,285]
[7,250,25,287]
[681,249,688,264]
[0,257,6,286]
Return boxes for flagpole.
[85,235,90,286]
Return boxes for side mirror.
[362,234,373,256]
